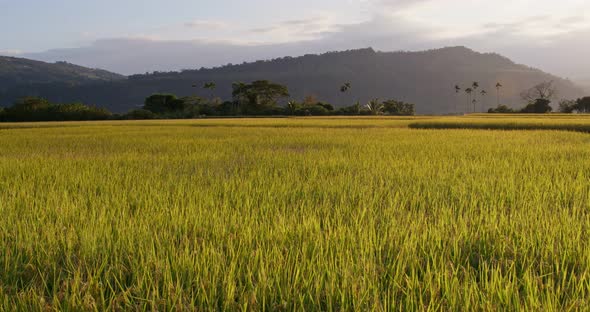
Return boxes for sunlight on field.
[1,116,589,310]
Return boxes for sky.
[1,0,589,82]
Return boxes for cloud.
[247,16,352,42]
[21,1,590,84]
[183,20,229,30]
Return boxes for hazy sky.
[1,0,589,80]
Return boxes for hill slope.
[1,47,585,113]
[0,56,125,90]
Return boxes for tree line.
[455,80,589,114]
[0,97,112,122]
[0,80,415,122]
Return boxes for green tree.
[366,99,383,115]
[558,100,577,113]
[383,99,415,116]
[521,98,552,113]
[575,97,590,113]
[203,82,217,100]
[232,80,289,114]
[123,109,157,120]
[488,104,514,113]
[143,94,184,114]
[286,100,300,115]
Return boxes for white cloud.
[19,0,590,82]
[184,20,229,30]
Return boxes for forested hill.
[1,47,585,114]
[0,56,125,89]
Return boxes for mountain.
[0,56,125,90]
[1,47,585,114]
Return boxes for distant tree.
[521,98,552,113]
[1,97,112,121]
[464,88,473,112]
[294,95,334,116]
[299,104,329,116]
[336,102,363,115]
[480,90,487,112]
[191,82,219,105]
[521,81,557,102]
[471,82,479,112]
[14,96,51,110]
[366,99,384,115]
[495,82,503,106]
[575,97,590,113]
[203,82,217,98]
[558,100,577,113]
[232,80,289,114]
[303,95,319,106]
[317,102,335,111]
[488,104,514,113]
[143,94,184,114]
[122,109,157,120]
[2,97,51,121]
[340,82,351,93]
[353,101,361,115]
[339,82,352,107]
[286,100,300,115]
[454,85,462,114]
[203,82,216,90]
[382,99,415,116]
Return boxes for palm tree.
[471,82,479,112]
[203,82,216,98]
[495,82,503,106]
[353,101,361,115]
[366,99,383,115]
[286,100,298,115]
[464,88,473,113]
[340,82,351,93]
[454,85,462,114]
[480,90,487,112]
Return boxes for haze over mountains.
[0,47,586,114]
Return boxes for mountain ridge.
[0,56,125,90]
[1,47,585,114]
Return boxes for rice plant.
[1,117,589,310]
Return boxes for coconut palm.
[464,88,473,113]
[353,101,361,115]
[495,82,503,106]
[340,82,351,93]
[204,82,216,90]
[339,82,352,107]
[480,90,487,112]
[203,82,216,98]
[471,82,479,112]
[286,100,298,115]
[454,85,462,114]
[366,99,383,115]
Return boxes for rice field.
[1,116,590,310]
